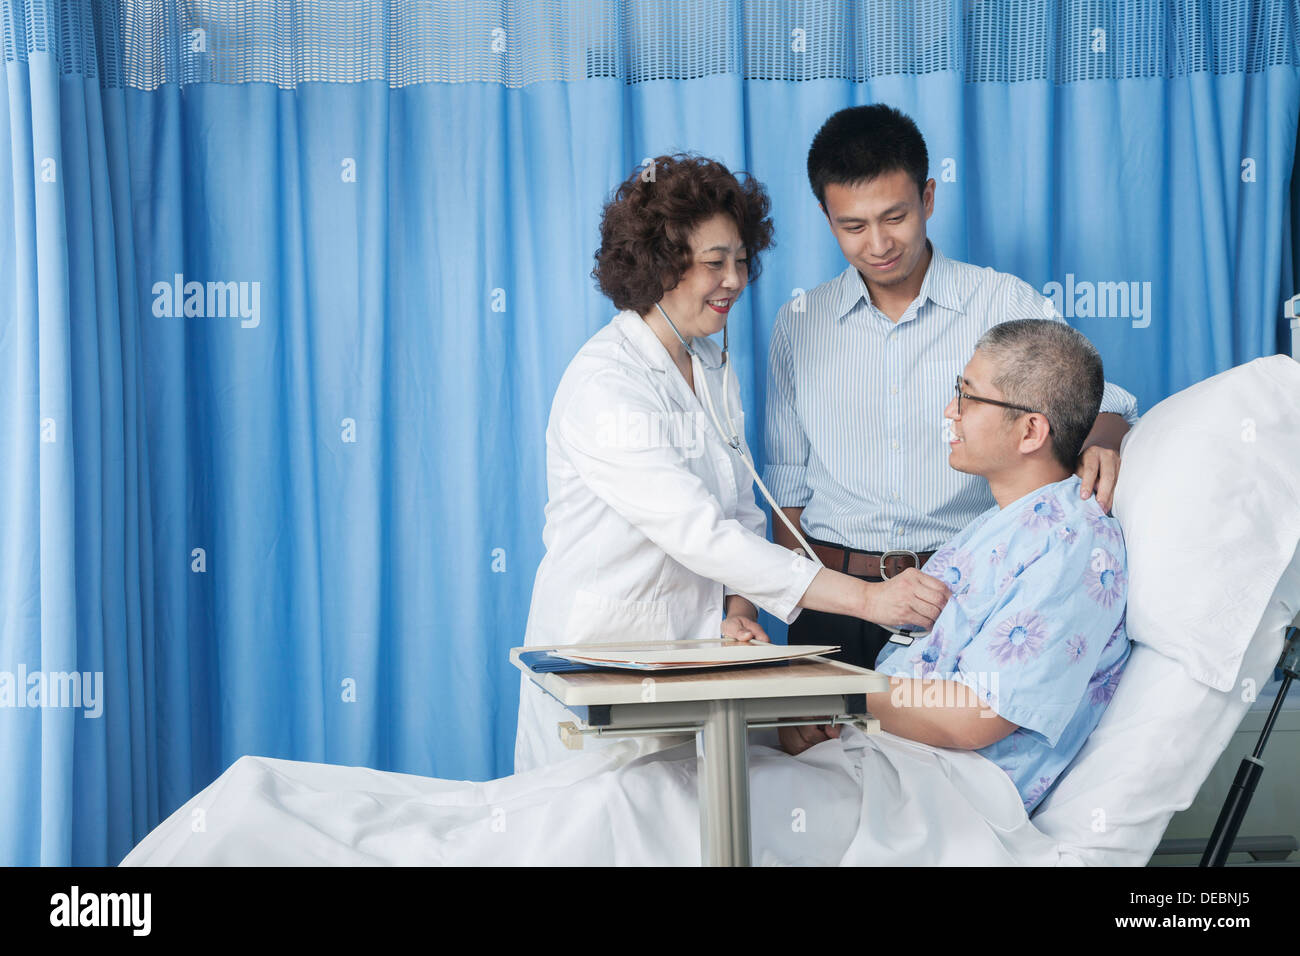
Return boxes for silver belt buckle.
[880,550,924,645]
[878,549,921,580]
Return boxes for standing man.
[765,103,1138,675]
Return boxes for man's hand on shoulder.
[1075,444,1120,514]
[1076,412,1131,513]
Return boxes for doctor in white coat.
[515,154,950,772]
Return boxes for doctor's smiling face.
[644,213,747,347]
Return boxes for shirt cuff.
[948,667,1066,749]
[766,555,821,625]
[1098,381,1140,426]
[762,464,812,508]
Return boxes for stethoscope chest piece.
[880,549,929,645]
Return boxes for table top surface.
[510,642,891,706]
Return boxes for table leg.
[697,698,751,866]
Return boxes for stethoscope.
[653,302,928,645]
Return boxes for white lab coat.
[514,309,823,772]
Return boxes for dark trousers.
[787,536,894,671]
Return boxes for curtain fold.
[0,53,154,863]
[1,0,1298,865]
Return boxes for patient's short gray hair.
[973,319,1104,470]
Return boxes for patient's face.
[945,351,1020,476]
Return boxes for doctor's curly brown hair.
[591,153,775,314]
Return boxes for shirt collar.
[835,240,973,321]
[613,308,672,373]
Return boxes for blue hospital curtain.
[1,0,1298,865]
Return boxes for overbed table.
[510,642,889,866]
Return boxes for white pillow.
[1112,355,1300,691]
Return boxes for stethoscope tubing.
[653,302,929,644]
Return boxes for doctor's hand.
[863,569,950,632]
[1076,444,1121,514]
[721,614,770,644]
[778,721,841,756]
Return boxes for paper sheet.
[551,643,840,670]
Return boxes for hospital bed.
[1028,354,1300,866]
[505,352,1300,867]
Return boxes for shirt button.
[892,492,900,500]
[891,439,900,450]
[890,385,899,395]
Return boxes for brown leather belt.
[807,541,936,579]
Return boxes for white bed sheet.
[119,583,1293,868]
[120,725,1063,867]
[120,555,1298,868]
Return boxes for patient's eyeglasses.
[954,376,1050,430]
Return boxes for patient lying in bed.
[863,320,1130,815]
[868,470,1130,815]
[120,320,1133,866]
[778,319,1131,818]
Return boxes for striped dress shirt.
[763,241,1139,553]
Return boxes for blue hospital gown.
[874,474,1132,814]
